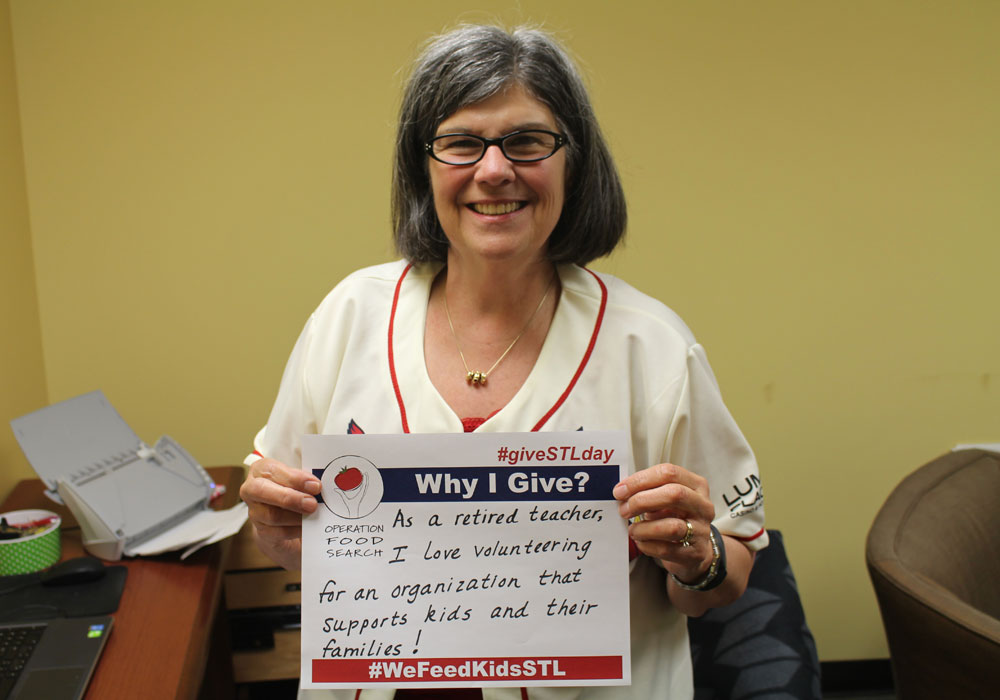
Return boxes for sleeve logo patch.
[722,474,763,518]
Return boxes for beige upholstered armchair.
[866,449,1000,697]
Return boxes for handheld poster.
[300,431,632,690]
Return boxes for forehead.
[436,84,558,135]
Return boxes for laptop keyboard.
[0,624,45,700]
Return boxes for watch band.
[669,524,728,591]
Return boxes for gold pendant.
[466,371,487,386]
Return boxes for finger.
[613,463,709,502]
[631,536,710,569]
[247,500,310,528]
[242,474,319,515]
[629,518,713,569]
[617,481,714,522]
[629,516,697,544]
[250,458,322,495]
[252,521,303,543]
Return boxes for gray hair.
[392,25,626,264]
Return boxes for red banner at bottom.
[312,656,623,684]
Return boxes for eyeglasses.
[425,130,567,165]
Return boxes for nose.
[474,143,515,185]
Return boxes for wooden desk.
[1,466,245,700]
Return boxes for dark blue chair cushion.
[687,530,821,699]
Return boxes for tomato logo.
[334,466,364,491]
[320,455,383,519]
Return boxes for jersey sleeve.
[662,343,768,551]
[244,313,319,470]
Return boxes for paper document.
[299,431,632,690]
[128,502,249,558]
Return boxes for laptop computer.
[0,615,112,700]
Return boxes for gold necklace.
[444,275,555,386]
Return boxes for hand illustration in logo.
[332,466,367,517]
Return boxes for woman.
[241,24,767,699]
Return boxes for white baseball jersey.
[249,260,767,700]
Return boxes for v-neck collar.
[388,262,607,433]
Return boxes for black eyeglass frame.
[424,129,568,165]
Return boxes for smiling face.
[428,85,566,268]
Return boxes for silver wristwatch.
[669,524,728,591]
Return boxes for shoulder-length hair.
[392,25,627,265]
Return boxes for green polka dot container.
[0,510,62,576]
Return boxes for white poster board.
[300,431,631,690]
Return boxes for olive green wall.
[5,0,999,662]
[0,0,47,500]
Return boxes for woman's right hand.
[239,458,322,571]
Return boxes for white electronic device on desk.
[10,390,246,561]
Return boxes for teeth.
[472,202,522,215]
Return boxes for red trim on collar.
[388,263,413,433]
[531,267,607,431]
[387,264,607,434]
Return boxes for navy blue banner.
[378,465,618,502]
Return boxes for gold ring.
[679,520,694,547]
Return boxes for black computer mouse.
[40,556,107,586]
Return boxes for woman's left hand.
[613,462,716,585]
